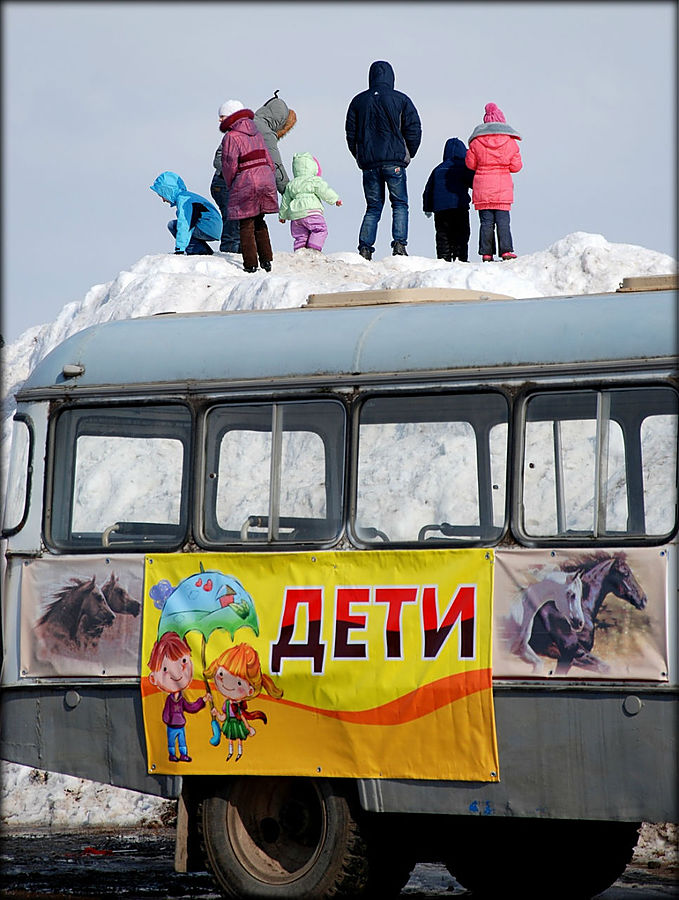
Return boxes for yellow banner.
[141,549,499,781]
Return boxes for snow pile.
[3,231,675,451]
[1,232,676,834]
[0,764,174,829]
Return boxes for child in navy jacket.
[422,137,475,262]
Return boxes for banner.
[20,556,143,678]
[141,549,499,781]
[493,548,668,680]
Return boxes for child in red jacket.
[466,103,522,261]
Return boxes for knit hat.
[483,102,506,123]
[219,99,244,118]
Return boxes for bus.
[1,279,677,899]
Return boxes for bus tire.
[199,776,369,898]
[444,817,641,899]
[362,813,417,896]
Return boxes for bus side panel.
[357,687,678,822]
[0,685,180,799]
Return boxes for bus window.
[1,416,32,536]
[354,392,509,545]
[47,405,191,550]
[202,399,345,545]
[520,387,678,540]
[642,413,679,534]
[489,422,508,529]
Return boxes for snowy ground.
[1,232,677,859]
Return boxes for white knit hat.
[219,99,244,118]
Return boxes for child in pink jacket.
[219,101,279,273]
[465,103,522,261]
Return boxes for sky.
[1,1,676,344]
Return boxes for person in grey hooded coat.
[253,91,297,195]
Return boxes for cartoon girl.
[204,642,283,761]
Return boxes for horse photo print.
[20,556,143,677]
[493,548,668,680]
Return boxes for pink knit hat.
[483,102,506,123]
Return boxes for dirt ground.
[0,821,676,899]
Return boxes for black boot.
[392,242,408,256]
[358,246,373,261]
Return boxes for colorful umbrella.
[154,563,259,707]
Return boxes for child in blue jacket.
[150,171,222,255]
[422,138,475,262]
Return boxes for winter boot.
[261,260,272,272]
[392,242,408,256]
[482,255,494,262]
[501,252,517,260]
[358,246,373,261]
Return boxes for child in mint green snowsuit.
[278,152,342,251]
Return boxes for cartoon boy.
[148,631,207,762]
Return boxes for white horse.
[510,569,584,672]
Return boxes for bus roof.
[17,288,678,398]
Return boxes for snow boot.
[392,242,408,256]
[482,255,494,262]
[501,252,517,260]
[359,247,373,261]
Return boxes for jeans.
[358,164,408,251]
[478,209,513,257]
[168,220,215,255]
[167,725,188,757]
[210,173,242,252]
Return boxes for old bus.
[1,279,677,898]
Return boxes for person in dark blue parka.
[422,138,475,262]
[345,60,421,259]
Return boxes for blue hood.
[443,138,468,163]
[368,60,395,89]
[150,171,187,206]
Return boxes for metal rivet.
[64,690,81,709]
[623,695,643,716]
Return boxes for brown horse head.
[581,554,647,613]
[101,572,141,617]
[39,575,115,646]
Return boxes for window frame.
[348,387,511,549]
[44,400,194,553]
[1,413,35,538]
[512,383,679,547]
[197,395,348,549]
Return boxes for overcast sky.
[2,1,676,344]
